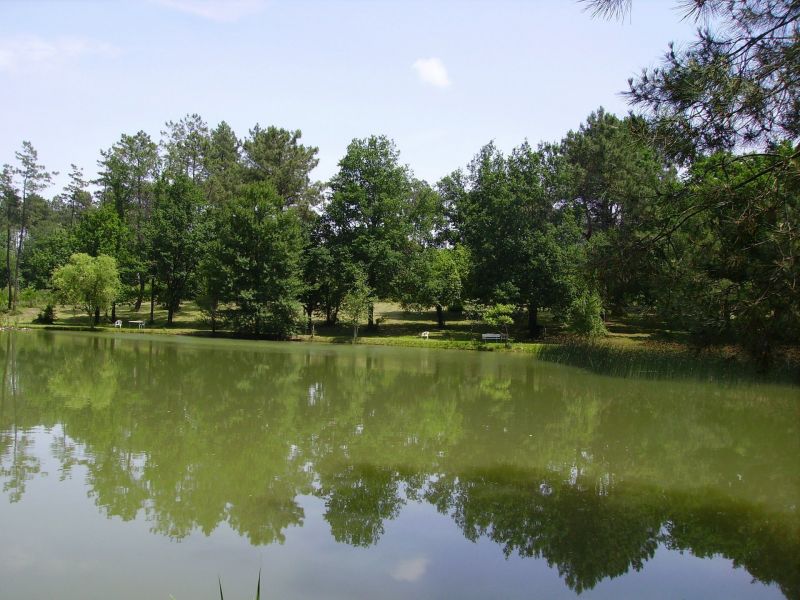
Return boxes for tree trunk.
[134,274,144,311]
[435,304,445,329]
[149,277,155,324]
[5,218,12,312]
[367,303,374,329]
[305,305,314,334]
[167,306,174,325]
[93,306,100,327]
[12,199,27,311]
[111,302,116,322]
[528,303,540,338]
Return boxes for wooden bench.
[481,333,507,342]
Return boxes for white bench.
[128,320,145,330]
[481,333,507,342]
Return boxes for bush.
[34,304,56,324]
[19,287,40,308]
[568,291,608,338]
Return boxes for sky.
[0,0,700,194]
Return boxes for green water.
[0,330,797,599]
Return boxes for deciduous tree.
[52,253,121,327]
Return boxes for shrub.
[568,291,608,338]
[34,304,56,324]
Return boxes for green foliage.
[161,113,210,182]
[5,101,798,363]
[17,287,40,308]
[483,303,514,340]
[243,125,319,207]
[151,175,203,324]
[21,227,75,289]
[205,121,242,205]
[339,268,373,341]
[195,235,228,333]
[651,146,800,366]
[447,141,583,335]
[326,135,415,304]
[556,109,677,312]
[396,245,467,327]
[568,291,608,338]
[300,212,349,327]
[51,253,121,326]
[216,183,305,338]
[34,303,56,324]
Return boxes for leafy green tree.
[51,253,121,327]
[339,268,373,341]
[73,204,131,258]
[396,246,467,328]
[151,175,203,325]
[555,110,676,311]
[20,228,75,290]
[216,182,305,337]
[300,212,345,330]
[72,203,134,321]
[97,131,160,310]
[326,135,414,327]
[449,141,582,336]
[483,303,514,339]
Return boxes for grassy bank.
[3,301,798,385]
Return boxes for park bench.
[481,333,507,342]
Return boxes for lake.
[0,330,797,599]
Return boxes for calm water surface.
[0,330,798,599]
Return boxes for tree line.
[1,0,798,365]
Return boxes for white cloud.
[152,0,267,23]
[412,57,451,88]
[0,35,119,73]
[390,557,430,582]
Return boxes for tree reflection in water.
[0,331,797,597]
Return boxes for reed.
[531,340,799,385]
[216,570,261,600]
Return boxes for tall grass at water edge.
[528,340,799,385]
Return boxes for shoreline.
[5,321,798,386]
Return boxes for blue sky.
[0,0,698,192]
